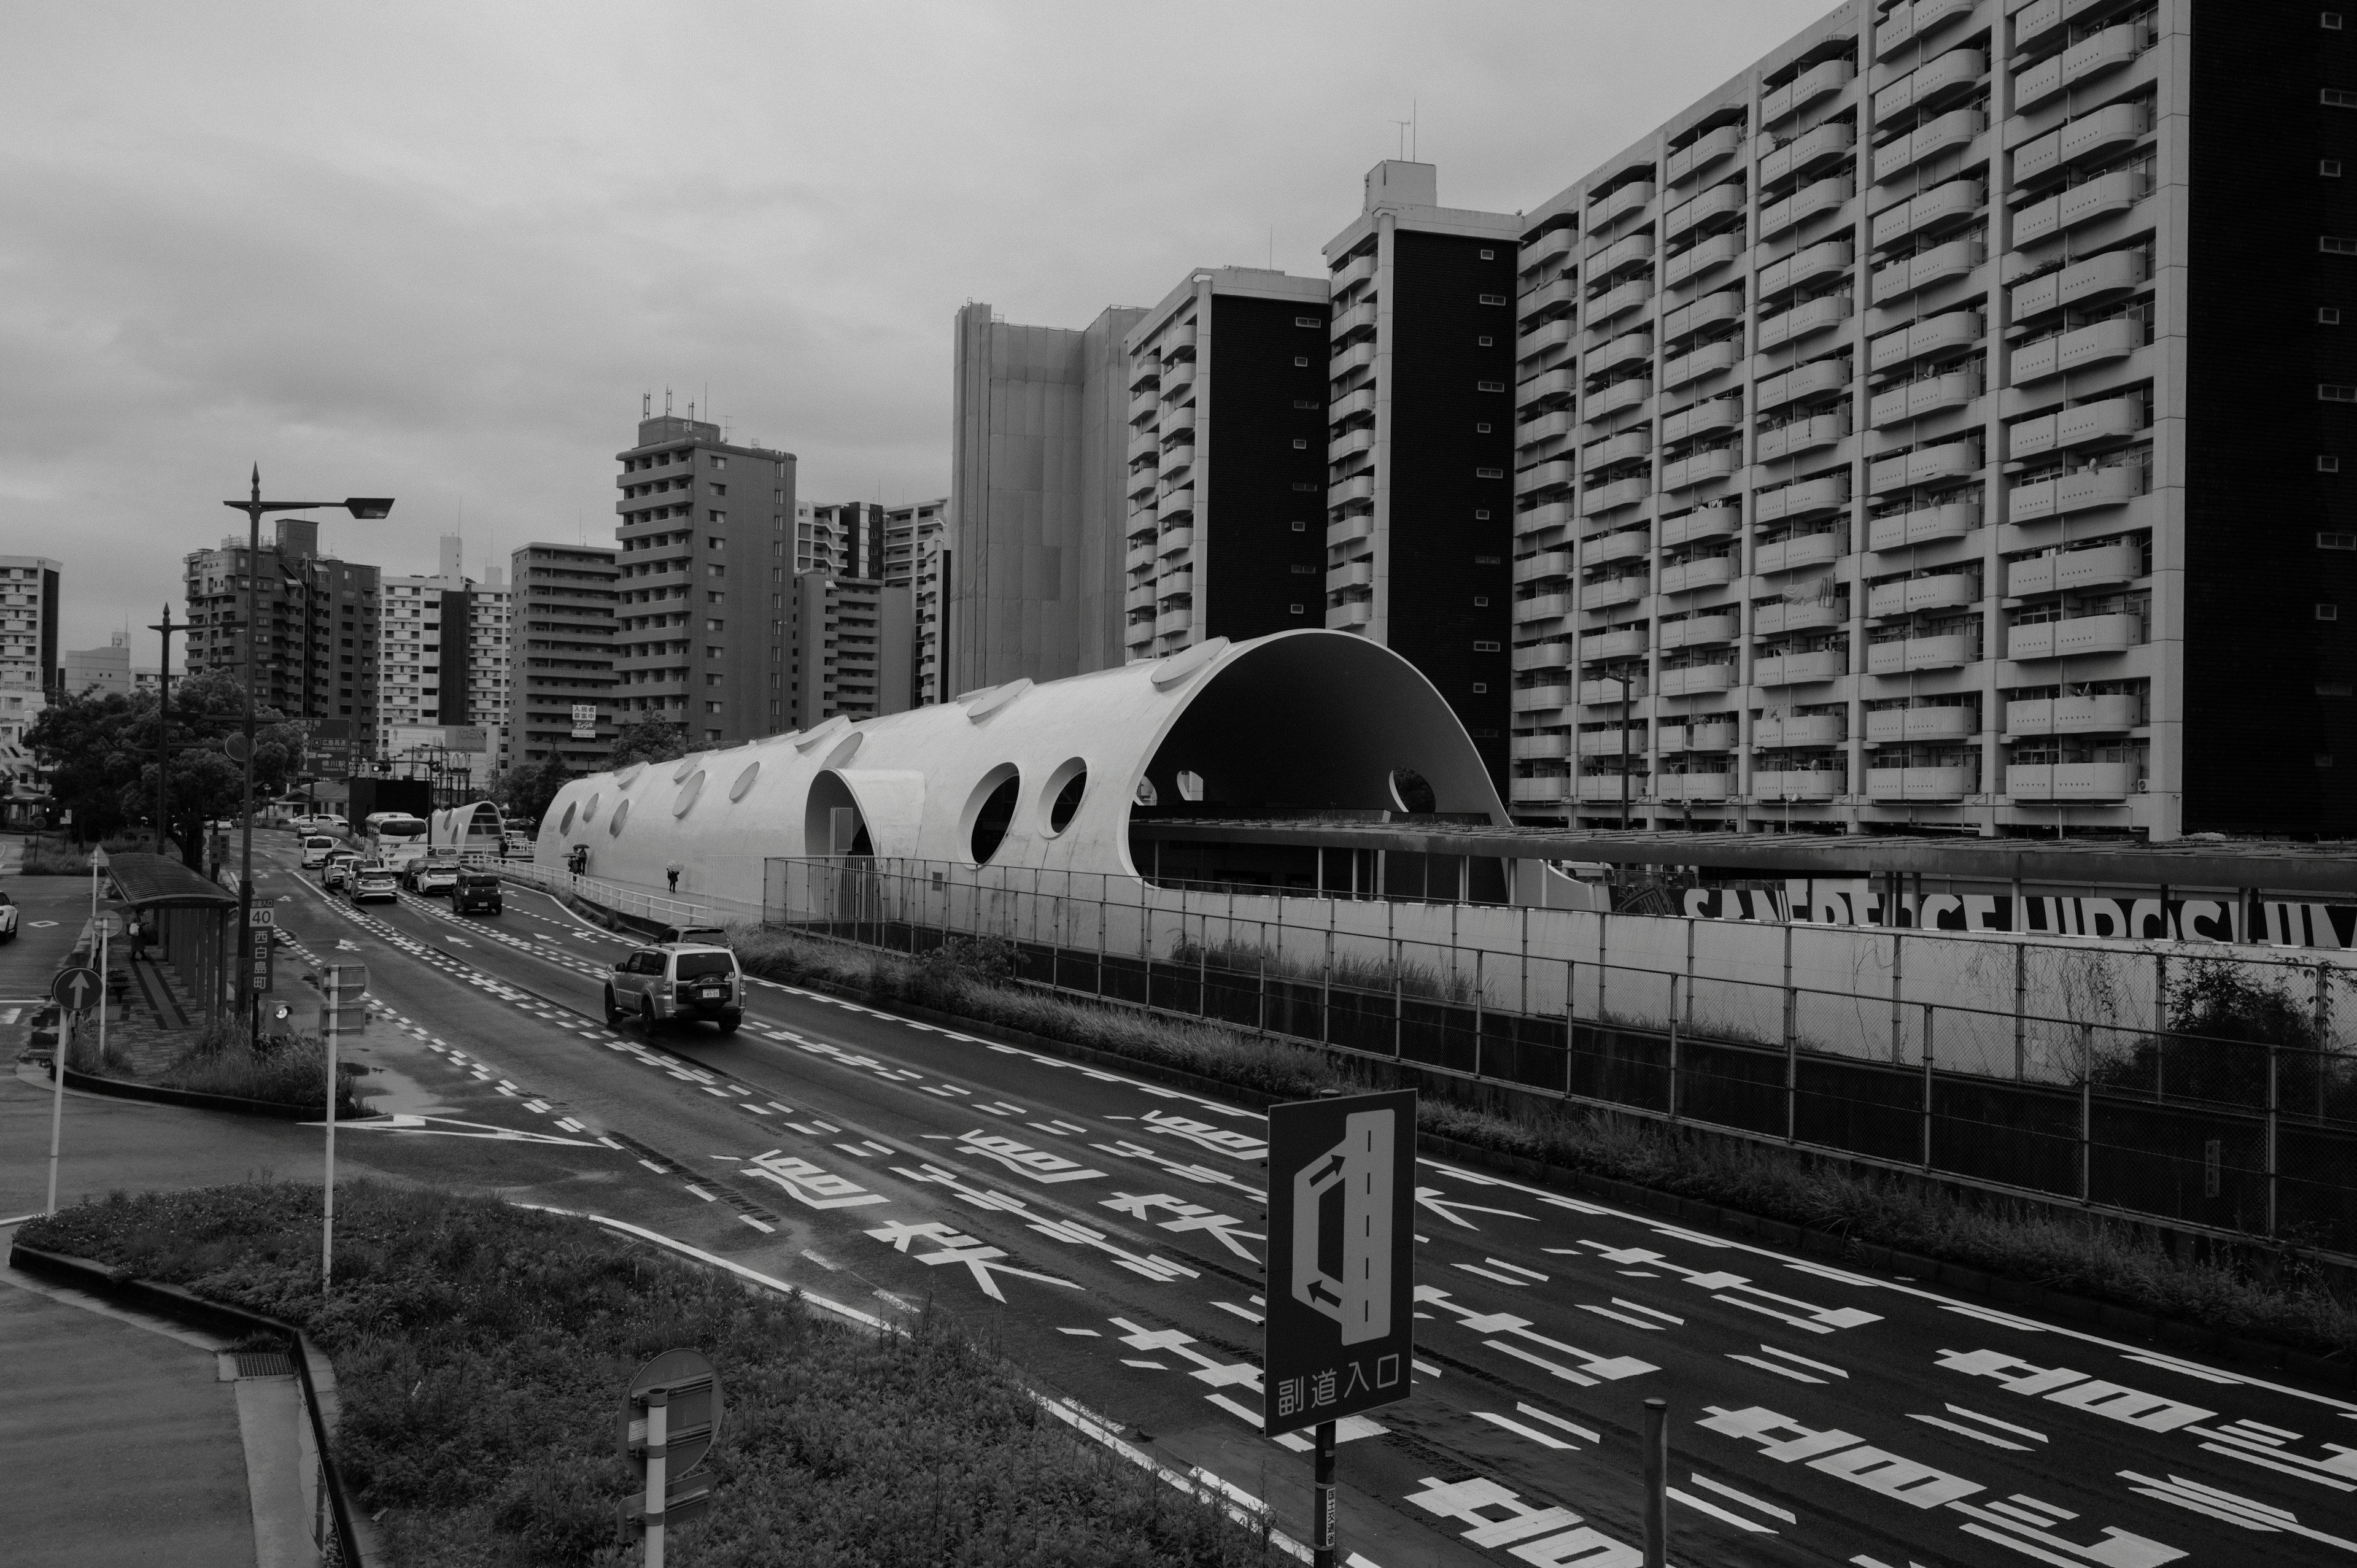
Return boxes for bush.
[18,843,91,875]
[17,1183,1279,1568]
[727,923,2357,1361]
[158,1016,372,1116]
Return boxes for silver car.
[605,943,743,1034]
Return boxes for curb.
[50,1061,369,1122]
[750,962,2357,1394]
[5,1241,379,1564]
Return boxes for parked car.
[350,865,400,905]
[408,857,460,896]
[322,851,362,891]
[0,890,17,943]
[451,868,503,915]
[312,814,350,833]
[605,943,743,1033]
[300,834,338,869]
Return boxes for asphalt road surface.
[228,835,2357,1567]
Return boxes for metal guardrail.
[476,854,714,929]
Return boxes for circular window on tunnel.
[582,792,602,824]
[730,761,761,802]
[963,765,1021,865]
[1039,758,1087,838]
[607,797,631,836]
[559,801,576,835]
[673,771,705,817]
[1389,768,1437,814]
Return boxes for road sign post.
[1264,1088,1417,1568]
[621,1350,721,1566]
[1641,1398,1668,1568]
[320,964,367,1286]
[46,963,105,1215]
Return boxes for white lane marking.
[1760,1345,1849,1379]
[1056,1327,1101,1337]
[1668,1486,1778,1534]
[1946,1404,2049,1443]
[683,1185,716,1203]
[1212,1300,1264,1325]
[1728,1353,1823,1385]
[1686,1473,1795,1524]
[1910,1412,2030,1451]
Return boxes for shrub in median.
[17,1183,1278,1568]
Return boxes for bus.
[364,812,431,868]
[433,801,508,859]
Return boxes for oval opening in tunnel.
[964,765,1021,865]
[804,770,872,858]
[1040,759,1087,837]
[1389,768,1438,814]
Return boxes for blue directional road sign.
[1263,1088,1417,1438]
[50,966,103,1016]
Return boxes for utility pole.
[146,606,186,860]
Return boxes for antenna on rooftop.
[642,390,651,418]
[665,386,673,415]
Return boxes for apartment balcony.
[1513,549,1574,584]
[1865,630,1978,673]
[2006,693,2140,736]
[1579,625,1648,661]
[1759,119,1856,190]
[1522,458,1577,495]
[1663,232,1744,288]
[1756,293,1852,353]
[2013,0,2111,51]
[1328,428,1376,463]
[1517,409,1577,452]
[1868,367,1978,429]
[1757,238,1854,298]
[2007,542,2144,598]
[1158,487,1196,522]
[1327,598,1373,631]
[1754,475,1850,527]
[1126,428,1160,463]
[2006,612,2140,661]
[1755,411,1849,463]
[1868,177,1984,251]
[1665,180,1745,241]
[1332,559,1374,592]
[1517,500,1573,533]
[1752,768,1844,801]
[1868,308,1983,373]
[1329,474,1377,506]
[1868,573,1976,617]
[1589,180,1657,231]
[1751,598,1846,637]
[1867,502,1977,552]
[1660,555,1733,597]
[1658,660,1736,697]
[1124,541,1158,573]
[1663,337,1744,391]
[2013,101,2148,186]
[1576,728,1636,757]
[1662,446,1740,492]
[1581,428,1651,472]
[1754,712,1844,747]
[2006,761,2140,800]
[1867,764,1975,801]
[1124,582,1158,613]
[1334,251,1377,292]
[1868,236,1985,306]
[1585,528,1650,565]
[1754,647,1846,686]
[1154,604,1194,638]
[1587,279,1654,327]
[1512,733,1572,760]
[1667,124,1744,186]
[1516,592,1574,624]
[1760,174,1854,241]
[1757,529,1851,579]
[1659,610,1739,651]
[2009,319,2142,385]
[2007,464,2145,525]
[1328,513,1374,547]
[1514,683,1574,713]
[1585,379,1654,424]
[1877,0,1976,56]
[2010,250,2148,325]
[1589,230,1656,279]
[1512,641,1573,673]
[1160,404,1197,437]
[1668,398,1744,446]
[1873,47,1986,128]
[1581,476,1651,518]
[1157,527,1194,557]
[2007,397,2143,461]
[1663,288,1744,346]
[1518,318,1577,361]
[1579,573,1647,614]
[1866,705,1976,743]
[1869,438,1982,496]
[1333,342,1378,377]
[1659,719,1738,751]
[1755,357,1851,412]
[1762,56,1854,126]
[1160,325,1197,355]
[1576,774,1650,804]
[1519,278,1580,322]
[1518,367,1578,409]
[2016,20,2149,114]
[1509,776,1571,806]
[1590,328,1655,376]
[1520,228,1574,271]
[1871,107,1986,185]
[2014,166,2151,247]
[1656,771,1733,803]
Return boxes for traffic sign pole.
[1641,1398,1668,1568]
[45,961,106,1215]
[643,1392,669,1568]
[1312,1421,1337,1568]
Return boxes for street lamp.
[223,468,392,1032]
[145,606,188,860]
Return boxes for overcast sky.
[4,0,1831,659]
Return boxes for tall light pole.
[223,468,393,1032]
[145,606,188,861]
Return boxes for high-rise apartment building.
[184,522,380,754]
[381,536,511,777]
[1498,0,2351,840]
[60,635,158,698]
[789,571,913,726]
[1120,269,1333,664]
[946,302,1147,692]
[613,413,797,745]
[0,556,61,698]
[883,498,948,705]
[807,502,887,579]
[509,543,619,773]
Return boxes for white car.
[314,814,350,833]
[409,859,460,895]
[300,835,338,869]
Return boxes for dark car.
[452,869,503,915]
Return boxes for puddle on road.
[347,1062,452,1117]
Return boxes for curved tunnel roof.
[536,629,1506,912]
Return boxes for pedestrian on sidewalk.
[665,861,683,894]
[127,914,147,963]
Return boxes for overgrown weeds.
[726,922,2357,1361]
[157,1016,372,1116]
[17,1183,1280,1568]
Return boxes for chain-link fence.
[765,855,2357,1255]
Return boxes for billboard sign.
[1263,1088,1416,1437]
[571,704,599,740]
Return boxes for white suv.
[605,943,743,1034]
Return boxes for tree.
[27,672,303,868]
[609,716,689,770]
[495,753,571,829]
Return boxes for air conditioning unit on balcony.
[2136,777,2150,792]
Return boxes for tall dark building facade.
[184,519,381,765]
[509,542,619,772]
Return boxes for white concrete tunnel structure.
[533,629,1509,917]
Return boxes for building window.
[1294,355,1310,367]
[1477,380,1506,392]
[2324,385,2357,401]
[1474,597,1492,608]
[1293,398,1318,409]
[2329,12,2348,28]
[2325,457,2345,473]
[1479,293,1507,306]
[1473,639,1500,650]
[2329,161,2348,177]
[2328,307,2347,324]
[1476,554,1501,564]
[1472,682,1489,693]
[2326,88,2357,107]
[1291,520,1307,532]
[2324,237,2357,253]
[710,455,727,469]
[1292,438,1309,449]
[1292,481,1319,492]
[1290,603,1306,614]
[1290,564,1318,574]
[1295,315,1321,327]
[1476,466,1505,478]
[2321,531,2357,549]
[2321,604,2341,620]
[1476,335,1495,347]
[2323,681,2353,695]
[1479,249,1496,260]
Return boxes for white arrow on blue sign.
[50,966,103,1014]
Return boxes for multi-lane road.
[225,835,2357,1566]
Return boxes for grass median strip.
[727,924,2357,1365]
[17,1183,1284,1568]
